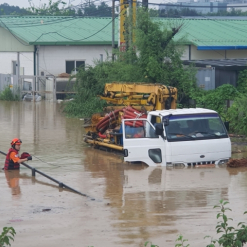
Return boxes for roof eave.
[197,46,247,50]
[29,41,117,46]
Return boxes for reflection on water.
[4,170,21,197]
[1,101,247,247]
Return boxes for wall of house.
[0,52,33,75]
[181,45,247,60]
[38,45,112,76]
[187,45,247,60]
[0,27,34,52]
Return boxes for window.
[12,61,17,75]
[125,120,159,139]
[66,60,85,74]
[164,113,228,142]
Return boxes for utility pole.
[112,0,115,61]
[17,52,20,97]
[142,0,148,8]
[129,0,132,48]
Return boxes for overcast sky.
[0,0,88,8]
[0,0,171,9]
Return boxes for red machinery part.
[98,132,107,139]
[96,109,121,132]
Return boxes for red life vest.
[4,148,20,170]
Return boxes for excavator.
[83,82,178,152]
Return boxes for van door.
[122,119,166,166]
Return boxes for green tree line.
[2,0,247,17]
[0,0,112,17]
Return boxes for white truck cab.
[122,108,231,167]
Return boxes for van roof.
[149,108,217,117]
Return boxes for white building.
[1,16,247,78]
[0,16,116,77]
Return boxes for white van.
[122,108,231,167]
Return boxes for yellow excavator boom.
[100,82,177,110]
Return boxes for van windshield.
[163,113,228,142]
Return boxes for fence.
[0,74,76,101]
[0,74,18,92]
[20,75,57,102]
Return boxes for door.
[122,119,166,166]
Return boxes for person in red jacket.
[4,138,32,170]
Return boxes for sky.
[0,0,88,8]
[0,0,170,9]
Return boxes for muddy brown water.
[1,101,247,247]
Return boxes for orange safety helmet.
[11,138,22,146]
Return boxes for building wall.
[181,45,247,60]
[38,45,112,76]
[160,2,227,14]
[0,52,34,75]
[227,3,247,12]
[0,27,34,52]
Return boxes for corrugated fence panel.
[195,67,215,90]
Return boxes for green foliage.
[0,227,16,247]
[27,0,75,16]
[175,235,190,247]
[228,96,247,135]
[236,70,247,94]
[0,3,29,15]
[159,8,199,17]
[205,200,247,247]
[26,0,112,16]
[83,2,112,17]
[0,87,19,101]
[144,241,159,247]
[64,8,197,117]
[154,7,247,17]
[191,84,239,121]
[63,65,107,117]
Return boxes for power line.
[32,5,124,43]
[20,52,55,76]
[147,1,247,9]
[0,19,31,46]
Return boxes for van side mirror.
[155,123,164,136]
[224,121,229,132]
[163,118,169,126]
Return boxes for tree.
[0,3,29,15]
[64,8,197,117]
[27,0,75,16]
[82,2,112,17]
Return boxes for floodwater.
[1,101,247,247]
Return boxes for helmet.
[11,138,22,146]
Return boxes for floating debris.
[227,158,247,168]
[42,209,51,212]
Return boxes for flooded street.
[1,101,247,247]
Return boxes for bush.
[0,87,19,101]
[228,95,247,135]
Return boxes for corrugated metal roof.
[1,16,247,49]
[158,18,247,49]
[0,16,117,45]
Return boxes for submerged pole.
[0,150,95,200]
